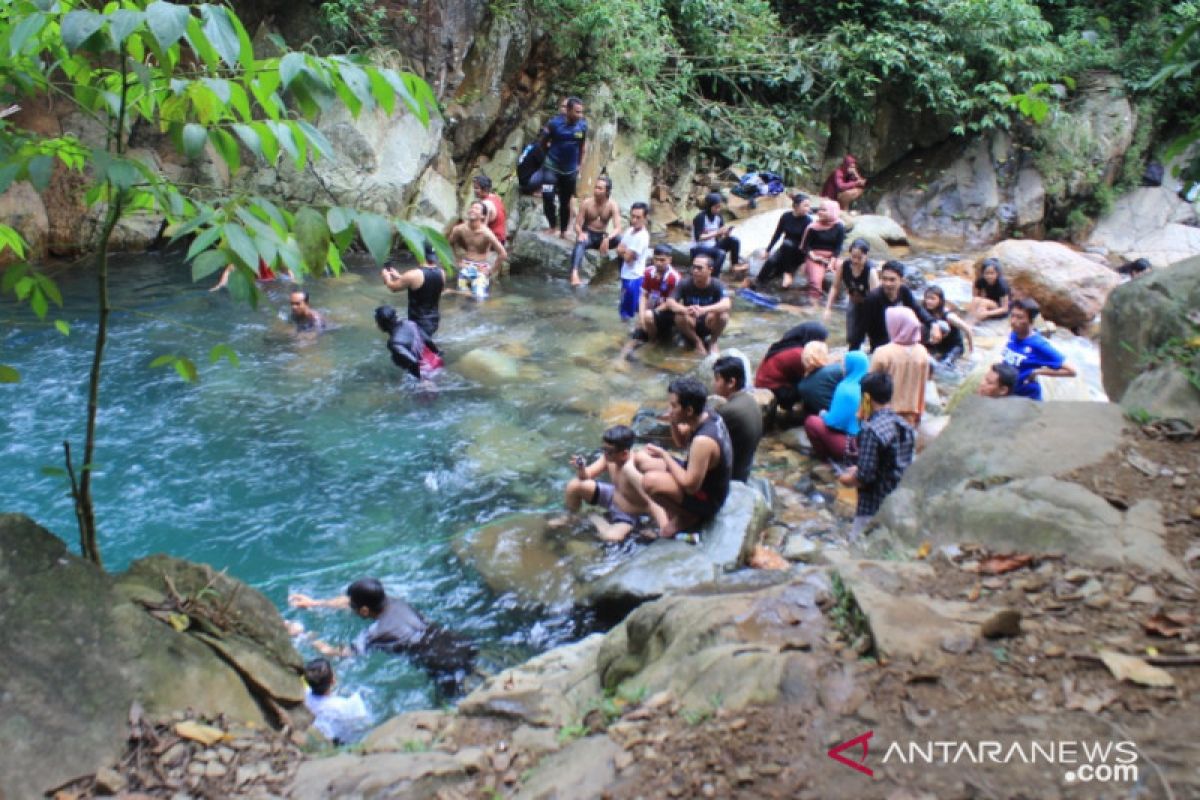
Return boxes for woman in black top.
[690,192,741,276]
[823,238,877,349]
[755,193,811,286]
[966,257,1010,322]
[921,286,973,366]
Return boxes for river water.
[0,246,1104,723]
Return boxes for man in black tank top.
[381,243,446,337]
[637,377,733,537]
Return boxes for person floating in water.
[448,200,507,300]
[380,243,445,338]
[289,289,325,332]
[374,305,442,380]
[553,425,667,542]
[289,578,477,697]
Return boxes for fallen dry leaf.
[915,541,932,560]
[174,720,226,746]
[1143,611,1194,639]
[749,545,789,571]
[971,554,1035,575]
[1097,650,1175,688]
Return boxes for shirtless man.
[569,176,622,286]
[637,377,734,538]
[555,425,667,542]
[289,289,324,332]
[448,200,507,299]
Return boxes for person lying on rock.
[448,200,507,300]
[1001,298,1076,401]
[978,362,1018,398]
[837,371,915,541]
[288,578,477,697]
[551,425,667,542]
[659,254,731,356]
[636,377,734,539]
[303,657,370,745]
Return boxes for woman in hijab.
[869,306,929,427]
[788,199,845,300]
[795,341,844,417]
[804,350,869,461]
[821,155,867,207]
[754,321,828,421]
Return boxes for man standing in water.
[380,243,446,337]
[448,200,507,299]
[289,289,324,332]
[569,176,623,286]
[539,97,588,240]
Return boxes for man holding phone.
[552,425,667,542]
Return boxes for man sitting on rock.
[288,578,477,696]
[977,362,1018,398]
[637,377,734,538]
[552,425,667,542]
[620,245,682,361]
[569,176,623,286]
[837,372,915,540]
[660,254,731,356]
[713,356,763,483]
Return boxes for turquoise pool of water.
[0,252,803,721]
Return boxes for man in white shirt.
[616,202,651,321]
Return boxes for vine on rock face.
[0,0,446,567]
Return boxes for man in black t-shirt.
[661,254,732,355]
[850,261,933,352]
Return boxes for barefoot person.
[538,97,588,240]
[380,243,445,337]
[821,154,867,209]
[620,244,681,360]
[966,258,1011,322]
[661,254,731,355]
[638,377,733,538]
[569,176,623,286]
[448,201,507,300]
[556,425,667,542]
[288,578,477,696]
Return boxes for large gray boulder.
[1120,367,1200,425]
[0,515,306,800]
[866,399,1184,578]
[583,482,770,611]
[1100,254,1200,402]
[1088,186,1200,267]
[508,230,611,282]
[984,239,1119,329]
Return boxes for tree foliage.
[0,0,442,566]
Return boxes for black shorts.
[652,307,675,338]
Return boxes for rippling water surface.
[0,253,810,719]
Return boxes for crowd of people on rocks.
[229,96,1100,733]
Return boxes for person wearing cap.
[380,243,446,338]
